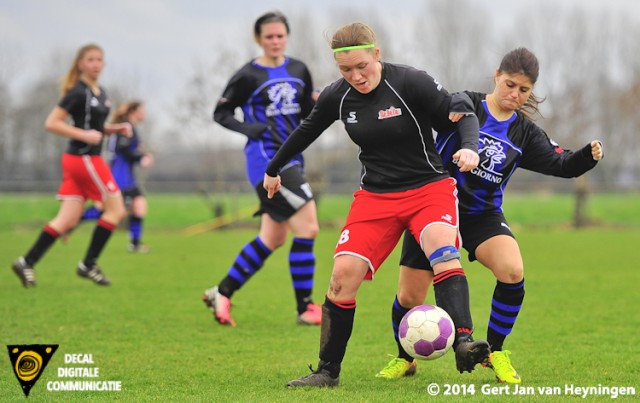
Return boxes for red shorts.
[57,154,120,202]
[334,178,460,280]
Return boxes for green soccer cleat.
[375,356,417,379]
[484,350,521,384]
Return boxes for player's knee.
[397,290,423,308]
[268,234,288,249]
[328,260,364,300]
[428,245,460,268]
[491,262,523,283]
[105,202,127,223]
[298,222,319,239]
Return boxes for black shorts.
[399,211,515,270]
[255,165,314,223]
[121,186,144,209]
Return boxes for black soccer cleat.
[287,362,340,388]
[77,262,111,286]
[12,257,36,288]
[455,336,490,373]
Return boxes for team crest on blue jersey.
[266,82,301,117]
[471,137,506,184]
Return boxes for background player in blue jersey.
[202,11,321,327]
[108,100,154,253]
[381,47,603,383]
[264,22,488,388]
[11,44,132,287]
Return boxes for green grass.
[0,193,639,401]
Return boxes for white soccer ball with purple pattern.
[399,304,455,360]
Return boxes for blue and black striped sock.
[289,237,316,314]
[487,279,525,351]
[218,237,272,298]
[129,215,143,246]
[391,296,414,361]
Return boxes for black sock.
[318,296,356,377]
[391,296,414,361]
[487,279,525,351]
[83,219,116,267]
[433,268,474,346]
[24,225,59,266]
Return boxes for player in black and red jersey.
[11,44,131,287]
[202,11,322,327]
[264,22,488,387]
[385,48,603,384]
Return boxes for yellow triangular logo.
[7,344,59,397]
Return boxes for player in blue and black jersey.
[202,11,321,327]
[383,48,603,383]
[108,100,154,253]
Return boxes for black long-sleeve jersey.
[436,91,599,214]
[266,62,478,193]
[59,81,111,156]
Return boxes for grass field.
[1,193,639,402]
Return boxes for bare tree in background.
[518,6,640,226]
[0,76,10,178]
[167,49,251,188]
[5,4,638,194]
[0,47,17,181]
[5,50,67,184]
[411,0,495,91]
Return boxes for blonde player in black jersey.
[11,44,131,287]
[384,48,603,384]
[264,22,488,387]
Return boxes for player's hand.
[115,122,133,137]
[591,140,604,161]
[312,88,322,102]
[449,112,464,122]
[141,154,154,168]
[452,148,479,172]
[263,174,281,199]
[83,129,103,145]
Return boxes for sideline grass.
[0,193,638,401]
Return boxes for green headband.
[332,44,375,53]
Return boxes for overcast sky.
[1,0,638,132]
